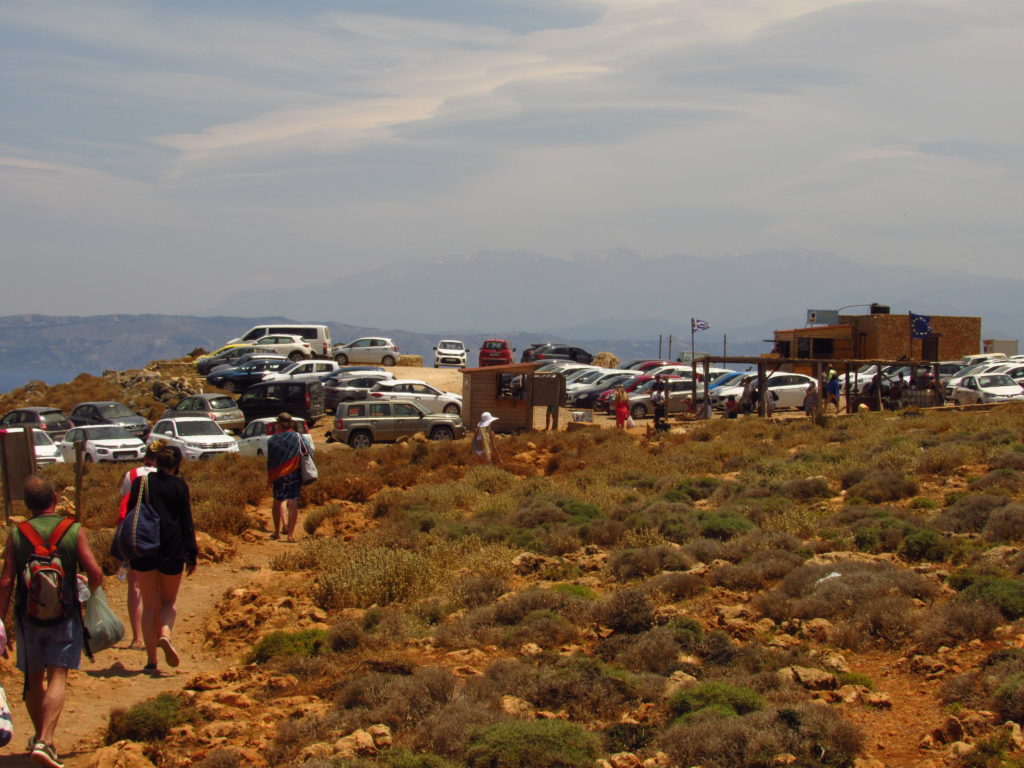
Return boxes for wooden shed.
[461,363,563,433]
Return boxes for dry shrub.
[983,504,1024,542]
[623,501,699,543]
[336,667,457,734]
[464,719,601,768]
[312,543,434,609]
[916,444,972,474]
[916,598,1002,652]
[643,571,705,601]
[988,450,1024,472]
[493,589,587,626]
[608,545,693,580]
[615,627,682,674]
[406,688,505,758]
[594,588,654,634]
[935,493,1008,533]
[187,455,265,537]
[845,470,919,504]
[454,573,509,609]
[709,549,804,590]
[303,503,346,536]
[778,476,831,500]
[969,469,1024,495]
[501,610,578,649]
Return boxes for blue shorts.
[272,471,301,501]
[15,613,83,674]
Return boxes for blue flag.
[692,319,710,332]
[909,312,931,338]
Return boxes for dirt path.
[0,502,298,768]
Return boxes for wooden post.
[932,362,944,406]
[875,363,883,411]
[74,440,85,521]
[844,364,852,414]
[757,362,767,418]
[702,358,710,418]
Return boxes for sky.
[2,0,1023,316]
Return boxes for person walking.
[803,382,821,419]
[126,446,197,674]
[118,440,162,649]
[0,474,103,767]
[267,413,312,542]
[826,373,843,414]
[613,385,630,429]
[472,412,502,464]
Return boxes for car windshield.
[979,375,1017,388]
[85,426,133,440]
[40,411,68,425]
[483,341,505,350]
[207,397,236,409]
[177,421,225,437]
[99,403,136,418]
[439,342,462,350]
[33,432,55,446]
[574,370,605,384]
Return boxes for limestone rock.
[818,651,849,673]
[852,759,886,768]
[521,642,543,656]
[367,723,393,749]
[862,692,892,709]
[772,755,797,766]
[501,695,536,717]
[85,741,157,768]
[1000,721,1024,751]
[334,729,378,759]
[299,742,334,763]
[778,666,838,690]
[930,716,965,744]
[512,552,549,574]
[664,670,700,696]
[609,752,643,768]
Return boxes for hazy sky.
[2,0,1022,315]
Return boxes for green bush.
[107,692,201,743]
[465,720,600,768]
[698,511,755,541]
[962,576,1024,619]
[900,529,950,562]
[248,629,327,664]
[669,681,765,719]
[384,750,464,768]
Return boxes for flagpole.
[907,312,913,359]
[690,318,695,362]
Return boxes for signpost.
[0,427,37,523]
[806,309,840,326]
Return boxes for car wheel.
[349,431,373,449]
[335,353,349,365]
[430,426,455,441]
[256,449,264,457]
[382,355,396,366]
[442,403,460,415]
[289,351,305,362]
[630,403,648,420]
[222,381,237,393]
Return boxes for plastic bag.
[0,683,12,747]
[83,586,125,655]
[626,416,636,429]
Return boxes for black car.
[0,407,74,441]
[206,353,288,376]
[324,372,395,412]
[566,372,638,409]
[521,343,593,364]
[68,401,149,438]
[207,359,291,393]
[195,345,261,376]
[237,380,326,425]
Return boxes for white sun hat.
[478,412,499,428]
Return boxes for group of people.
[803,368,843,418]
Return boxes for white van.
[228,324,332,358]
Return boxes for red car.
[478,339,515,367]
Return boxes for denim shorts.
[15,613,83,673]
[272,471,301,501]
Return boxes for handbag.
[83,586,125,655]
[0,683,12,748]
[112,474,161,560]
[299,438,318,485]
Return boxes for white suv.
[433,340,467,368]
[148,417,240,460]
[368,379,462,414]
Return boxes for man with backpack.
[0,475,103,768]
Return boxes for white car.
[332,337,400,366]
[236,417,313,457]
[368,379,462,414]
[262,359,340,382]
[951,374,1024,405]
[148,417,240,460]
[710,372,818,410]
[252,334,314,361]
[647,365,733,381]
[57,425,146,463]
[944,362,1011,398]
[433,340,467,368]
[0,427,64,465]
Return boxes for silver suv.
[330,399,466,448]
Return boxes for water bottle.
[117,563,129,582]
[77,577,91,603]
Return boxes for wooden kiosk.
[461,363,564,433]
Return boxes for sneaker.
[31,741,63,768]
[158,636,179,667]
[143,662,157,673]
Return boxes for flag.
[909,312,931,338]
[691,318,710,332]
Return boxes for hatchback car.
[324,371,396,412]
[332,337,400,366]
[252,334,313,361]
[148,417,240,460]
[207,359,291,392]
[478,339,515,367]
[69,401,149,438]
[521,343,593,364]
[206,353,288,376]
[433,340,467,368]
[0,426,64,465]
[710,372,818,410]
[195,345,261,375]
[236,417,312,457]
[57,425,146,463]
[262,359,340,383]
[951,374,1024,405]
[368,380,462,414]
[0,406,73,441]
[160,393,245,432]
[331,400,466,448]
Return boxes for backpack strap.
[16,517,75,557]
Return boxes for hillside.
[3,360,1024,767]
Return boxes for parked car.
[433,340,467,368]
[331,400,466,448]
[57,425,146,463]
[262,359,340,382]
[236,380,326,425]
[521,343,593,364]
[207,358,292,392]
[478,339,515,367]
[69,401,149,438]
[236,417,313,457]
[709,372,818,410]
[368,380,462,414]
[148,417,240,460]
[0,406,73,441]
[252,334,313,361]
[566,372,638,409]
[226,323,333,358]
[195,345,262,376]
[944,362,1011,398]
[596,374,655,412]
[324,371,396,412]
[0,426,64,465]
[951,374,1024,405]
[160,393,245,432]
[332,337,400,366]
[628,376,704,420]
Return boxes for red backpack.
[17,518,76,626]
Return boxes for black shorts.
[130,557,185,575]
